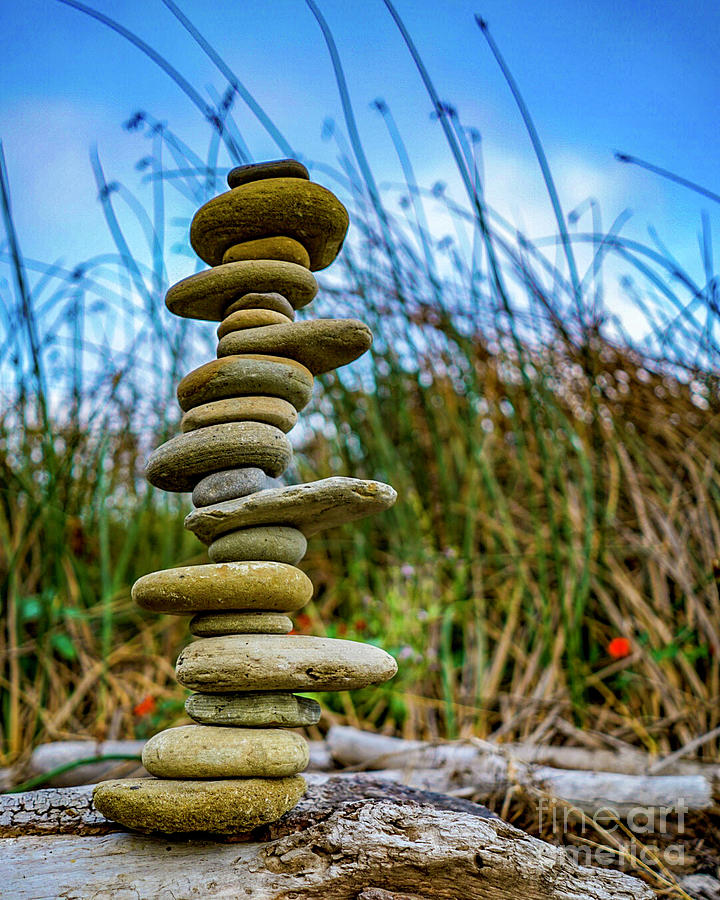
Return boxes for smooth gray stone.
[185,476,397,545]
[208,526,307,564]
[192,468,266,507]
[176,634,398,693]
[189,612,293,636]
[185,691,322,727]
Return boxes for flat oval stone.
[142,725,309,778]
[93,776,306,834]
[192,468,266,507]
[225,292,295,319]
[185,477,397,544]
[222,236,311,269]
[132,561,312,614]
[186,691,321,727]
[166,260,317,321]
[177,354,313,413]
[217,308,293,339]
[181,396,297,435]
[190,179,349,270]
[145,422,291,492]
[208,526,307,564]
[227,159,309,189]
[189,611,293,636]
[176,634,398,693]
[217,319,373,375]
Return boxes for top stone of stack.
[189,159,349,270]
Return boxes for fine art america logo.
[536,797,689,868]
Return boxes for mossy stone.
[190,178,349,270]
[177,354,313,413]
[176,634,398,693]
[145,421,291,492]
[185,690,321,727]
[208,526,307,564]
[132,561,312,614]
[222,236,310,269]
[142,725,309,778]
[217,308,293,339]
[181,396,297,435]
[227,159,309,189]
[189,611,293,636]
[217,318,373,375]
[165,260,317,321]
[92,776,306,833]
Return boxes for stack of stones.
[93,159,398,835]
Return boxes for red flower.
[608,637,632,659]
[133,695,156,717]
[354,618,367,632]
[295,613,312,633]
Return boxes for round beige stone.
[190,178,349,270]
[93,776,306,833]
[145,421,291,492]
[132,561,312,614]
[185,476,398,544]
[222,236,311,269]
[217,318,372,375]
[177,354,313,413]
[186,691,321,727]
[142,725,309,778]
[176,634,398,693]
[217,308,293,339]
[180,396,298,434]
[225,292,295,320]
[165,260,317,321]
[208,526,307,564]
[189,611,293,636]
[227,159,309,189]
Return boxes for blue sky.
[1,0,718,285]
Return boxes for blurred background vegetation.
[1,2,719,771]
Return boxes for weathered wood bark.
[0,777,653,899]
[328,726,715,815]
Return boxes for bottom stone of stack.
[93,776,306,833]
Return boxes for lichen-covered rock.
[185,477,397,544]
[189,611,293,636]
[142,725,309,778]
[181,396,298,435]
[166,260,317,321]
[132,561,312,613]
[185,690,321,727]
[217,318,372,375]
[145,422,291,492]
[92,776,306,833]
[177,355,313,412]
[190,178,349,270]
[176,634,398,692]
[222,236,310,268]
[208,525,307,564]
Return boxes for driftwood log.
[0,776,653,899]
[327,726,716,815]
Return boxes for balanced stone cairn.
[93,159,398,834]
